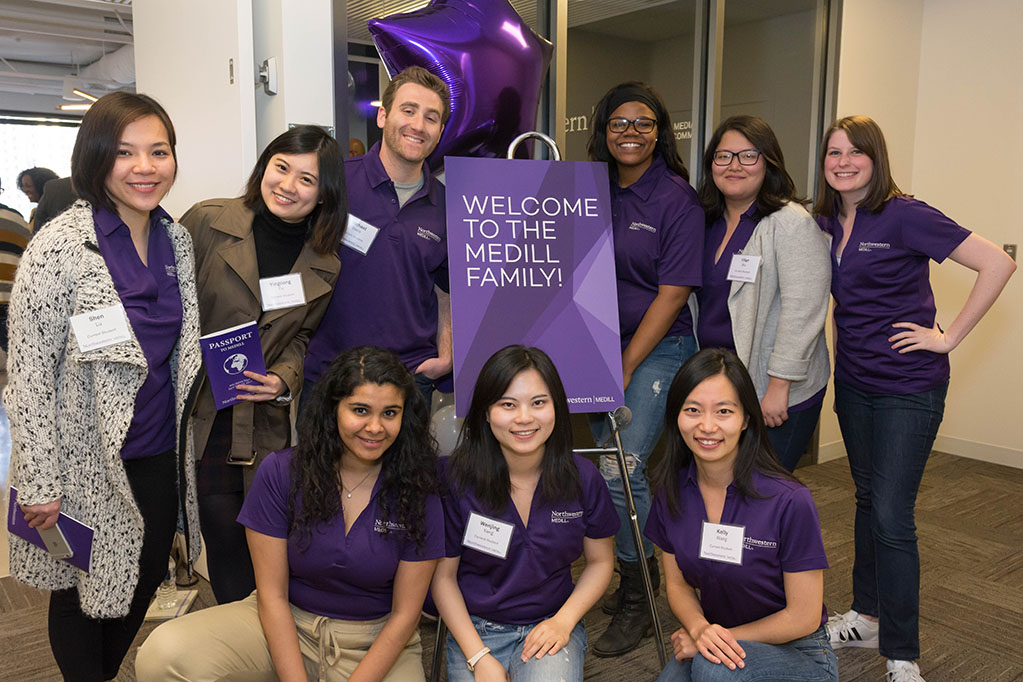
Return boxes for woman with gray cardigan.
[694,115,830,471]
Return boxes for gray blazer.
[693,201,831,405]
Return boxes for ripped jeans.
[445,616,587,682]
[590,335,697,562]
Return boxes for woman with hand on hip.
[137,346,444,681]
[815,115,1014,682]
[431,345,617,682]
[648,348,837,682]
[5,92,202,682]
[586,81,705,657]
[695,115,830,472]
[181,125,344,603]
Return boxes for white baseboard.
[814,436,1022,470]
[932,435,1022,470]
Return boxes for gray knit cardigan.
[4,200,202,619]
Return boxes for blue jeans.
[445,617,587,682]
[656,626,837,682]
[590,335,697,562]
[834,379,947,661]
[768,400,824,472]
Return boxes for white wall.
[823,0,1021,468]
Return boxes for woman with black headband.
[585,81,705,657]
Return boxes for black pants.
[48,449,178,682]
[197,491,255,603]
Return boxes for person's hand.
[236,371,286,402]
[472,654,510,682]
[521,616,572,661]
[690,622,745,670]
[21,498,61,530]
[670,627,698,661]
[760,382,790,428]
[414,356,452,380]
[889,322,954,354]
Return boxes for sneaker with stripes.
[826,609,879,648]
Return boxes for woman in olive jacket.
[182,125,346,603]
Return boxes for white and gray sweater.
[4,201,202,619]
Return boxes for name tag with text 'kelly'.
[699,521,745,565]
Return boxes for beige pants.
[135,592,425,682]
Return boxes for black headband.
[606,85,661,123]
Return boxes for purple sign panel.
[445,156,624,416]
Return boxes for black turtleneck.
[252,206,309,278]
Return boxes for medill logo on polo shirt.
[551,510,583,523]
[858,241,891,252]
[628,222,656,233]
[416,227,441,243]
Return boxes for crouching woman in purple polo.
[136,346,444,681]
[431,345,618,682]
[647,348,837,682]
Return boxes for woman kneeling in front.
[648,348,837,682]
[137,346,443,681]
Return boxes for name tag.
[727,254,761,283]
[259,273,305,311]
[69,304,132,352]
[342,214,380,255]
[462,511,514,559]
[699,521,745,565]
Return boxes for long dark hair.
[651,348,798,518]
[242,125,347,255]
[698,115,804,223]
[289,346,437,548]
[448,345,581,514]
[812,115,905,218]
[587,81,689,182]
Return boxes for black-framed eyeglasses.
[608,117,656,134]
[713,149,761,166]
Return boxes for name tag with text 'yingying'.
[259,273,306,311]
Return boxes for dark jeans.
[197,491,255,604]
[48,449,178,682]
[834,379,947,661]
[768,400,824,472]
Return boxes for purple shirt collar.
[614,155,667,202]
[363,141,441,206]
[93,204,172,237]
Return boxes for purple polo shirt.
[442,454,619,625]
[645,463,828,629]
[818,196,970,394]
[696,205,759,353]
[93,206,181,460]
[238,448,444,620]
[304,143,449,384]
[611,156,704,348]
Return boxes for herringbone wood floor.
[2,452,1021,681]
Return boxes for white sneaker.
[886,660,924,681]
[826,609,879,648]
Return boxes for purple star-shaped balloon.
[369,0,554,169]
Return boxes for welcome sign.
[445,156,624,416]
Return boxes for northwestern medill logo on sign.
[858,241,891,251]
[224,353,249,375]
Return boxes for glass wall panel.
[719,0,823,194]
[564,0,699,164]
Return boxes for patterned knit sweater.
[4,201,202,618]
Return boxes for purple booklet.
[199,321,268,409]
[7,487,94,573]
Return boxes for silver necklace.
[340,469,375,499]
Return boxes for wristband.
[466,646,491,672]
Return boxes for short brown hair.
[813,115,904,218]
[380,66,451,124]
[70,92,177,214]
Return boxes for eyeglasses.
[713,149,761,166]
[608,117,656,134]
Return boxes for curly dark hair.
[289,346,438,550]
[448,345,580,514]
[587,81,689,182]
[650,348,799,519]
[697,115,805,223]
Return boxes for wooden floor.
[1,451,1021,681]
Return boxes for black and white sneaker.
[827,609,879,649]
